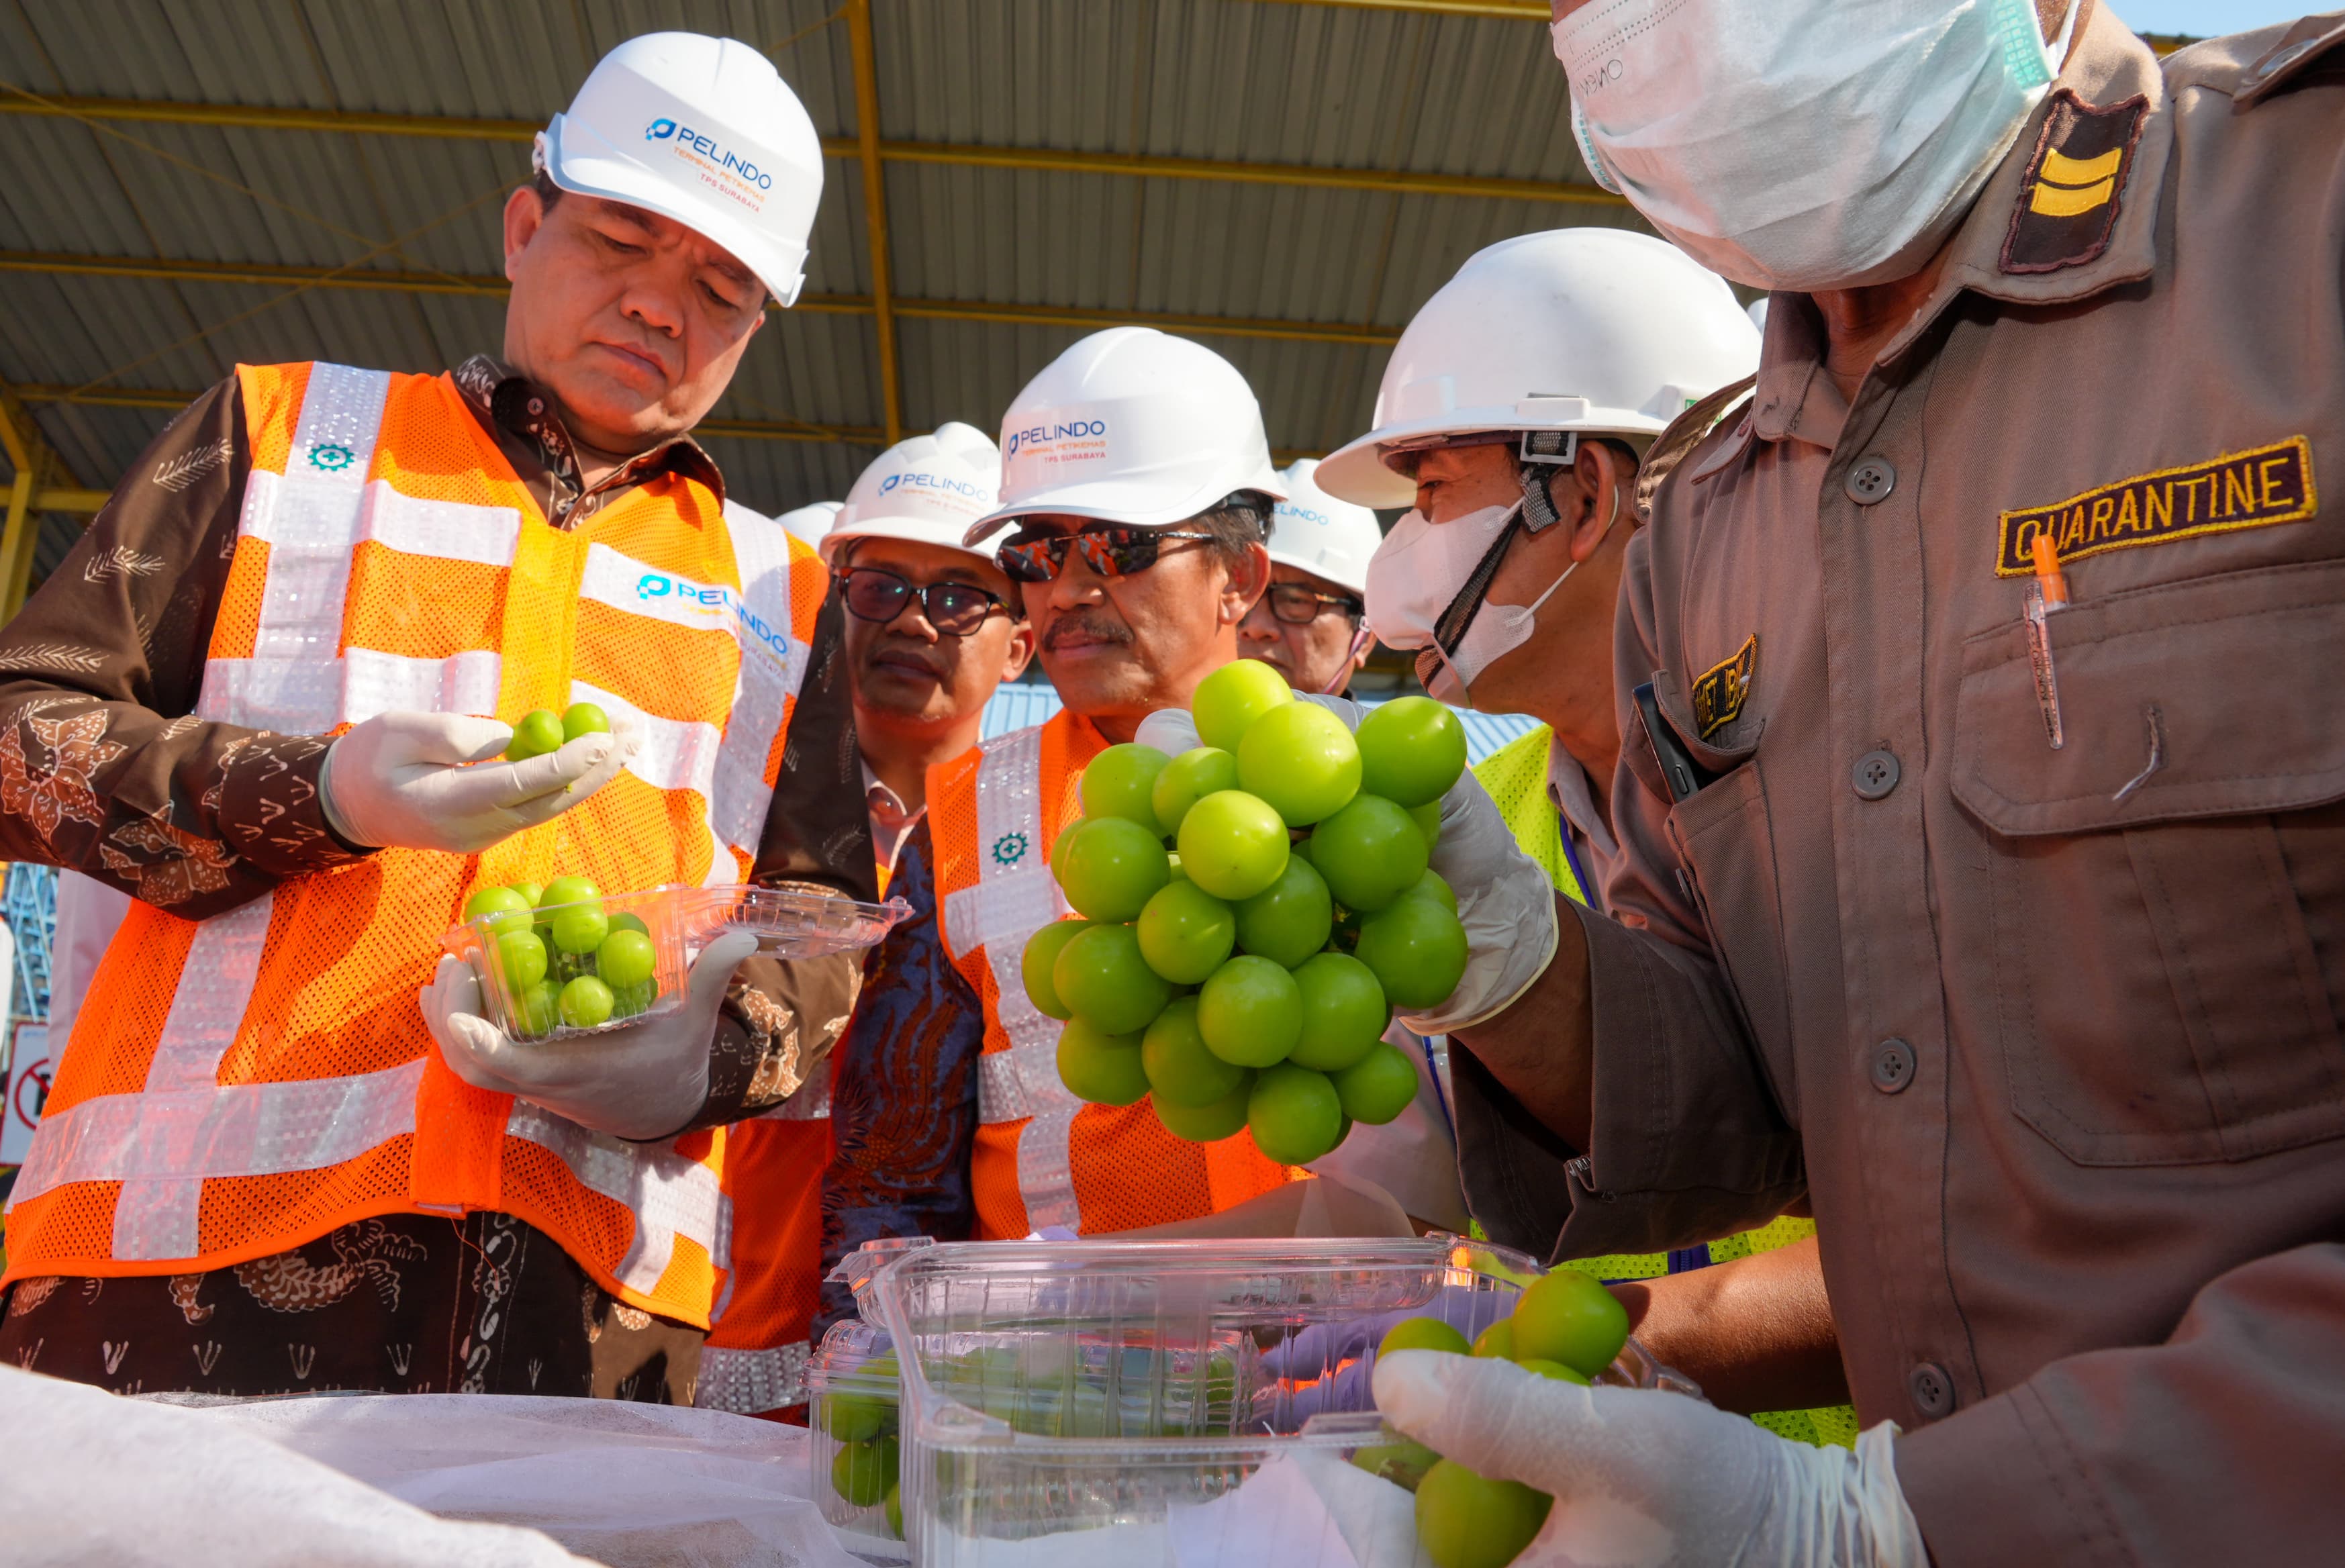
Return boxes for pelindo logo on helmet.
[1277,502,1332,526]
[642,117,775,191]
[1004,420,1109,460]
[646,118,678,141]
[881,471,986,499]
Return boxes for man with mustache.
[698,422,1029,1420]
[0,34,873,1404]
[820,328,1304,1299]
[1365,5,2345,1565]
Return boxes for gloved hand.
[1135,696,1556,1032]
[419,930,758,1141]
[320,710,637,854]
[1374,1351,1928,1568]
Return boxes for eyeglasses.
[995,528,1215,584]
[834,567,1012,638]
[1263,583,1363,626]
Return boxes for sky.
[2117,1,2309,35]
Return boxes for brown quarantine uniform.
[0,354,873,1401]
[1453,10,2345,1563]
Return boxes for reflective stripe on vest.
[3,362,824,1326]
[698,1340,812,1414]
[697,1101,831,1413]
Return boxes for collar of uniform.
[1897,1,2172,342]
[1748,295,1850,452]
[1545,730,1619,878]
[449,353,727,517]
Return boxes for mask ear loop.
[1323,624,1377,695]
[1519,473,1623,619]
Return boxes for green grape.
[1356,696,1467,807]
[497,928,548,991]
[596,928,655,989]
[1136,880,1236,985]
[1052,815,1085,867]
[1197,955,1303,1068]
[609,979,657,1018]
[1408,799,1443,854]
[1334,1041,1419,1124]
[1192,659,1294,752]
[1081,742,1173,834]
[465,885,534,936]
[1515,1358,1591,1385]
[1053,924,1173,1035]
[1233,855,1333,969]
[548,905,610,957]
[1402,870,1458,912]
[1057,1018,1151,1106]
[825,1385,892,1442]
[1153,1077,1253,1142]
[1175,791,1289,901]
[1056,816,1172,922]
[510,881,546,909]
[1312,795,1430,914]
[1355,897,1469,1010]
[540,876,601,912]
[1472,1320,1515,1360]
[558,974,614,1028]
[560,701,612,742]
[831,1436,899,1508]
[505,707,564,761]
[1020,919,1093,1020]
[1236,700,1361,826]
[884,1483,903,1541]
[607,910,649,937]
[1378,1317,1471,1359]
[1246,1061,1343,1163]
[515,978,561,1036]
[1351,1435,1441,1492]
[1151,746,1239,839]
[1509,1267,1630,1378]
[1141,995,1245,1106]
[1286,952,1386,1072]
[1415,1459,1552,1568]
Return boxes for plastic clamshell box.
[441,884,696,1043]
[679,884,912,962]
[818,1234,1539,1567]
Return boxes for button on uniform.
[1909,1361,1956,1419]
[1851,748,1900,799]
[1870,1038,1917,1094]
[1844,456,1896,505]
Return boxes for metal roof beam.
[0,383,89,617]
[0,93,1622,207]
[846,0,904,446]
[0,249,1400,346]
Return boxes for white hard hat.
[1317,228,1760,508]
[535,32,825,306]
[963,327,1287,544]
[775,499,843,548]
[822,422,1004,566]
[1265,459,1382,597]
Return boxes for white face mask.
[1552,0,2074,291]
[1365,487,1617,707]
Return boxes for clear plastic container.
[828,1235,1540,1567]
[440,884,696,1042]
[680,885,912,961]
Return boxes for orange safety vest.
[2,361,827,1329]
[696,1087,830,1413]
[928,710,1294,1238]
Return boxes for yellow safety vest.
[1473,725,1858,1447]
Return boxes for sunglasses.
[834,567,1011,638]
[995,528,1215,584]
[1263,583,1363,626]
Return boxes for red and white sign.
[2,1023,50,1165]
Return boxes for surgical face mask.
[1553,0,2075,291]
[1366,487,1617,707]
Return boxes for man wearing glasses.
[1236,458,1383,699]
[699,423,1030,1420]
[820,328,1300,1301]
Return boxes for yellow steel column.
[847,0,904,446]
[0,469,38,624]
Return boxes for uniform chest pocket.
[1666,754,1801,1121]
[1953,558,2345,1166]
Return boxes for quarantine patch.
[1690,634,1758,739]
[1995,438,2316,578]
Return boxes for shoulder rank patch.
[2001,89,2148,275]
[1995,438,2316,577]
[1690,634,1758,739]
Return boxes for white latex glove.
[1136,695,1554,1031]
[1374,1351,1927,1568]
[419,930,759,1141]
[320,711,637,854]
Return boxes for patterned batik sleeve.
[0,378,366,920]
[815,818,981,1336]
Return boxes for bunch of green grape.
[822,1349,904,1536]
[1026,663,1471,1165]
[1357,1269,1631,1568]
[461,877,662,1036]
[504,700,608,761]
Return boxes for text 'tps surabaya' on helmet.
[1314,228,1761,509]
[1265,458,1384,598]
[823,423,1006,568]
[535,32,826,307]
[964,327,1288,545]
